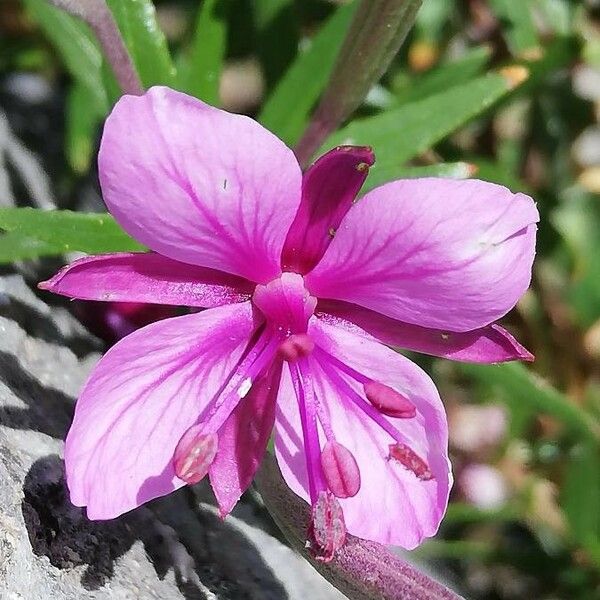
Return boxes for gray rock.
[0,273,346,600]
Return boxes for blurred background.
[1,0,600,598]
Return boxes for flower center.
[252,272,317,336]
[172,273,433,563]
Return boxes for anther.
[307,490,346,562]
[173,425,218,485]
[320,441,361,498]
[389,443,433,481]
[364,381,416,419]
[278,333,315,362]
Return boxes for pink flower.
[41,87,538,559]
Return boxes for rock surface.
[0,273,346,600]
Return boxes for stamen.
[307,490,347,562]
[313,347,370,384]
[320,441,361,498]
[314,351,435,482]
[290,359,327,503]
[173,425,218,484]
[290,359,351,560]
[363,380,416,419]
[278,333,314,362]
[194,332,281,439]
[389,443,433,481]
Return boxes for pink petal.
[99,86,302,283]
[209,360,283,517]
[40,252,253,308]
[65,301,258,519]
[318,300,534,363]
[306,178,539,332]
[281,146,374,274]
[274,319,451,549]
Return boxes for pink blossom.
[40,87,538,559]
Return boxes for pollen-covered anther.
[173,425,218,485]
[364,380,416,418]
[389,443,433,481]
[320,441,361,498]
[307,490,347,562]
[278,333,315,362]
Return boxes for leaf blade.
[258,2,356,145]
[0,208,145,262]
[105,0,176,89]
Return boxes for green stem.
[47,0,143,96]
[295,0,423,167]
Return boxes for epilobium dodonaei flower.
[41,87,538,560]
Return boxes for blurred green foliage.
[1,0,600,598]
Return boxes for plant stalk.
[255,453,463,600]
[47,0,143,96]
[295,0,423,167]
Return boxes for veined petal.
[281,146,374,274]
[40,252,253,308]
[306,178,538,332]
[318,300,533,363]
[209,360,283,517]
[65,302,258,519]
[99,86,302,283]
[274,319,451,548]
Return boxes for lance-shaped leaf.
[0,208,144,262]
[105,0,176,88]
[323,71,526,175]
[258,2,356,146]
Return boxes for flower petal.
[99,86,302,283]
[274,319,451,548]
[209,360,283,517]
[318,300,533,363]
[65,302,258,519]
[40,252,253,308]
[306,178,538,332]
[281,146,374,274]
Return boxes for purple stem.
[47,0,143,96]
[255,453,463,600]
[295,0,423,168]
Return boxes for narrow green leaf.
[414,540,496,561]
[458,362,600,444]
[393,46,492,105]
[65,83,103,174]
[444,502,521,526]
[258,2,356,145]
[488,0,541,59]
[0,208,144,262]
[178,0,229,104]
[0,231,56,263]
[552,194,600,327]
[23,0,107,114]
[362,162,475,193]
[106,0,176,88]
[535,0,574,36]
[254,0,299,89]
[324,71,517,169]
[562,440,600,547]
[471,158,527,191]
[413,0,453,42]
